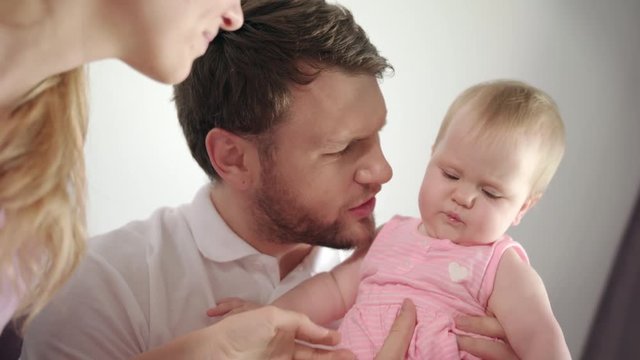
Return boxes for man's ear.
[512,193,542,226]
[205,128,258,190]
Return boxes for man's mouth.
[349,197,377,218]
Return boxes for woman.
[0,0,422,358]
[0,0,241,328]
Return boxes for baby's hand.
[206,297,261,318]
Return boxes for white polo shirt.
[21,184,343,360]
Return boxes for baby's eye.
[483,189,502,199]
[442,170,459,180]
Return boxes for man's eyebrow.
[322,117,387,149]
[321,136,351,151]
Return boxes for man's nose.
[354,139,393,186]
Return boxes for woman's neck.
[0,0,119,115]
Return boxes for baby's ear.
[513,193,542,225]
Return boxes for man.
[22,0,514,358]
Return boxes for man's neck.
[210,185,313,279]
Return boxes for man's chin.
[335,217,376,250]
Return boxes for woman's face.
[121,0,243,84]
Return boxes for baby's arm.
[488,248,571,359]
[273,250,365,325]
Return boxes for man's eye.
[442,170,459,180]
[338,144,352,154]
[330,144,351,156]
[332,141,360,156]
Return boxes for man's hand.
[455,315,519,360]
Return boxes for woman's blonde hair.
[0,67,88,330]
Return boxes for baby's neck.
[418,222,500,246]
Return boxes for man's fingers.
[457,335,518,360]
[375,298,417,359]
[455,315,506,339]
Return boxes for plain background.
[84,1,640,357]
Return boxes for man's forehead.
[277,69,387,147]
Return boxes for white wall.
[85,0,640,357]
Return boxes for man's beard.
[251,167,376,250]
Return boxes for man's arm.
[487,248,571,359]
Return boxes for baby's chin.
[420,222,469,244]
[424,226,494,246]
[452,236,498,246]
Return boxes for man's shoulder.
[84,205,192,277]
[90,206,187,253]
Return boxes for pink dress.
[338,215,528,359]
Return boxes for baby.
[210,79,571,359]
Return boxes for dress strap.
[478,236,529,307]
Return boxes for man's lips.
[349,197,376,218]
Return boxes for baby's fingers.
[206,297,247,317]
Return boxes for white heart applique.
[448,262,469,283]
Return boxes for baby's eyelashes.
[442,169,460,180]
[482,189,502,199]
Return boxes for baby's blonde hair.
[0,67,88,330]
[434,80,565,196]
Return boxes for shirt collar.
[182,183,261,263]
[181,183,343,274]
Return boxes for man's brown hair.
[174,0,392,180]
